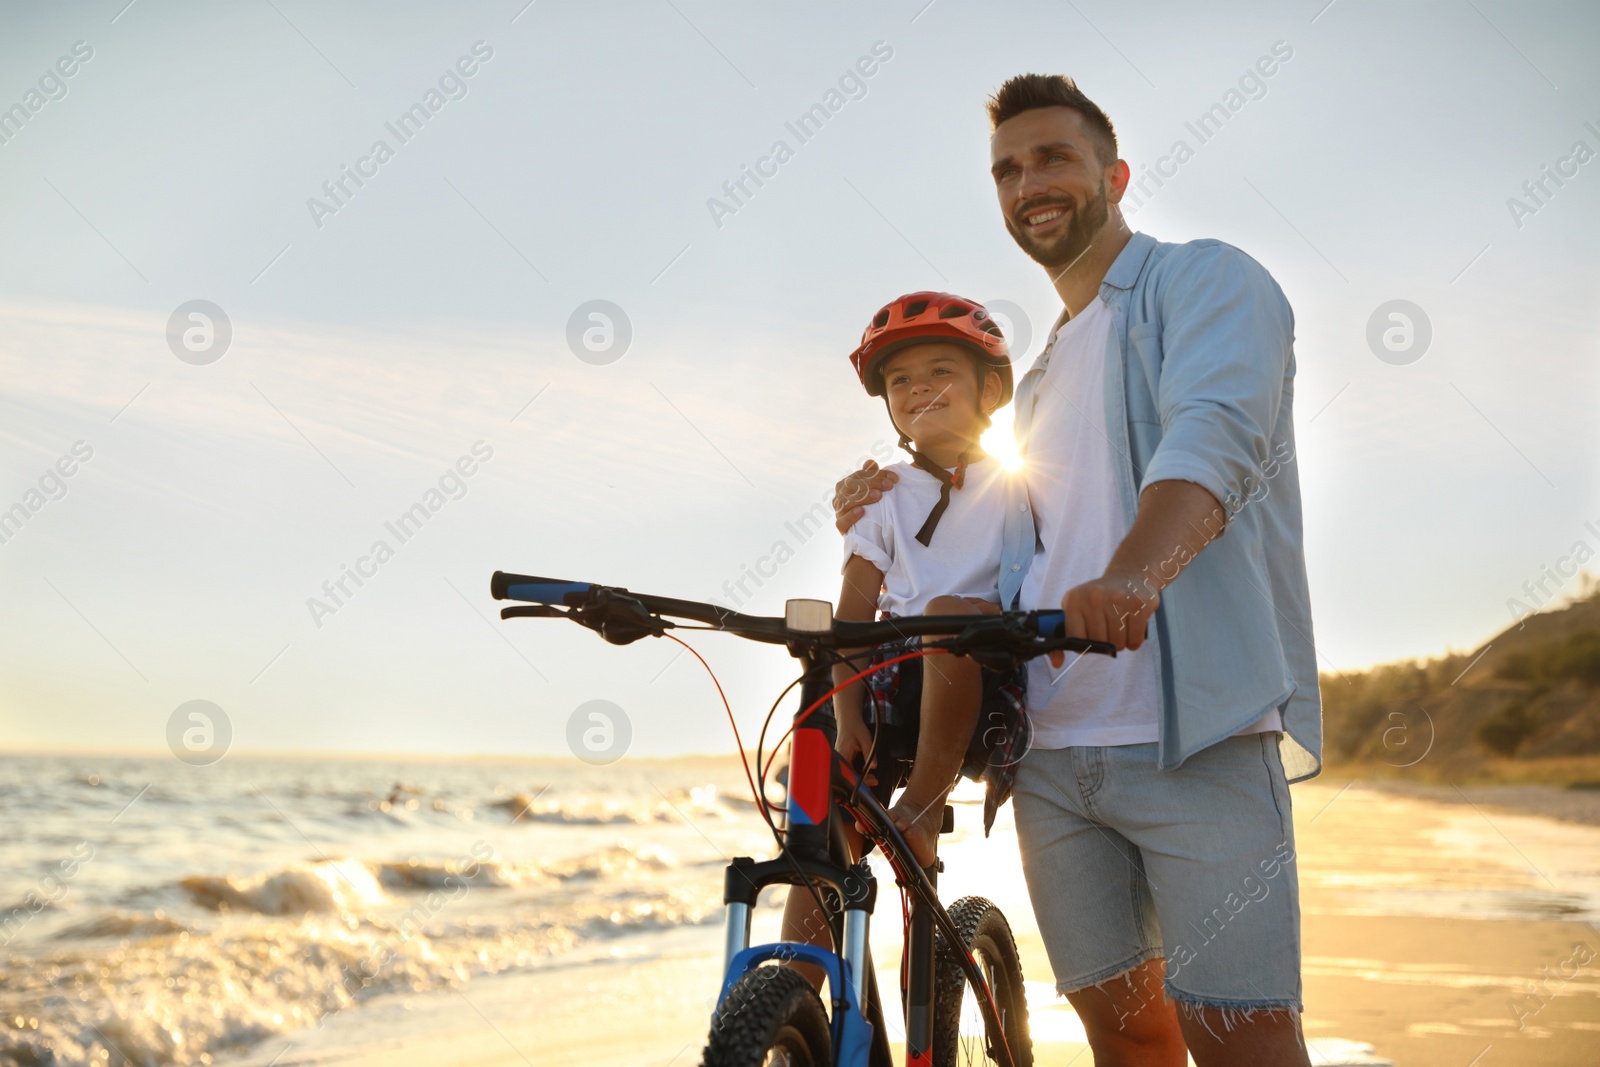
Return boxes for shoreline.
[1329,776,1600,827]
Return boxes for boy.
[782,291,1034,955]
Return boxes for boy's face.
[879,342,1000,450]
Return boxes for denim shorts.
[1011,733,1302,1013]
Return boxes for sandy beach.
[204,775,1600,1067]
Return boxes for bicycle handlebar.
[490,570,1116,666]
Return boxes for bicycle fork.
[719,863,876,991]
[718,854,880,1067]
[716,650,884,1064]
[903,859,937,1066]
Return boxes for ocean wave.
[169,841,680,919]
[376,858,516,890]
[181,860,387,916]
[543,843,677,881]
[0,884,717,1067]
[52,911,188,940]
[487,785,747,827]
[0,895,62,917]
[664,783,756,818]
[575,896,716,937]
[487,792,668,825]
[355,794,476,820]
[1,919,481,1067]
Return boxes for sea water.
[0,753,769,1066]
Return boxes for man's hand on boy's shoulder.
[833,460,899,534]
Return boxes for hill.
[1318,580,1600,785]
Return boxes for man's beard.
[1004,182,1110,272]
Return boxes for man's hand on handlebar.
[833,460,899,534]
[1050,571,1158,664]
[1045,480,1225,662]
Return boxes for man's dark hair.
[986,74,1118,168]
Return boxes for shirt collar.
[1036,230,1156,351]
[1101,230,1157,292]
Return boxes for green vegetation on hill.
[1318,583,1600,784]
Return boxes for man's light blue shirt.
[999,231,1322,782]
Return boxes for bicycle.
[489,571,1114,1067]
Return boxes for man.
[834,74,1321,1066]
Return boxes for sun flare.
[981,407,1024,471]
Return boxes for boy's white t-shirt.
[841,456,1012,616]
[1021,296,1279,747]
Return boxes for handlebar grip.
[490,571,595,605]
[1035,610,1065,638]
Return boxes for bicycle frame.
[490,573,1114,1067]
[720,648,910,1066]
[713,646,1011,1067]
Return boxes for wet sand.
[226,780,1600,1067]
[1358,778,1600,828]
[1290,781,1600,1066]
[1302,914,1599,1066]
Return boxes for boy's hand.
[834,461,899,534]
[834,711,876,781]
[888,794,942,868]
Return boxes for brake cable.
[664,632,847,1046]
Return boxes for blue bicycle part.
[717,943,873,1067]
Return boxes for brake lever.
[924,616,1037,672]
[499,590,669,645]
[499,604,569,620]
[571,589,672,645]
[927,618,1117,671]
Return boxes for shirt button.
[1018,504,1028,513]
[1011,564,1021,572]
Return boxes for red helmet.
[849,291,1013,406]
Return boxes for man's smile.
[1022,203,1071,233]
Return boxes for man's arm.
[1062,245,1291,654]
[833,461,899,534]
[1139,243,1291,530]
[1059,479,1225,653]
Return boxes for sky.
[1,0,1597,759]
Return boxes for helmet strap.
[886,397,969,547]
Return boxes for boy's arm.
[832,554,884,767]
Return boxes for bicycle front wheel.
[933,896,1032,1067]
[700,965,833,1067]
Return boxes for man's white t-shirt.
[841,456,1013,616]
[1021,296,1280,747]
[1020,298,1165,747]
